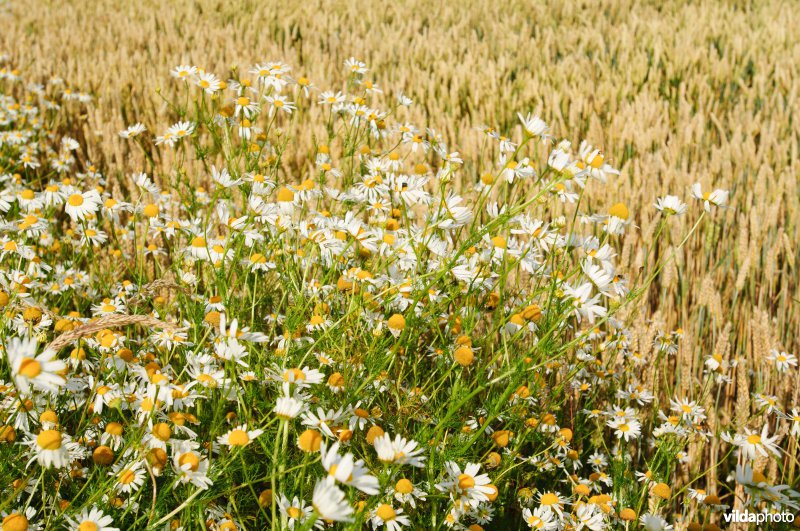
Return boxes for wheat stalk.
[45,314,176,352]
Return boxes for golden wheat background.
[3,0,799,486]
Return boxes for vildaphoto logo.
[722,510,796,524]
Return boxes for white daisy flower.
[65,506,120,531]
[6,335,66,395]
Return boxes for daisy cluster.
[0,53,794,530]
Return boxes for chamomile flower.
[521,506,557,530]
[78,225,108,246]
[306,314,332,332]
[318,91,346,106]
[271,381,307,418]
[217,425,263,448]
[345,57,368,75]
[518,112,550,139]
[691,183,729,211]
[276,366,325,388]
[0,507,42,531]
[25,429,74,468]
[373,433,426,467]
[537,491,570,517]
[654,195,687,216]
[578,141,619,182]
[312,480,354,523]
[670,398,706,423]
[435,461,495,508]
[732,425,781,461]
[639,514,673,530]
[390,478,428,508]
[172,441,213,490]
[156,121,195,146]
[572,503,605,530]
[767,349,797,373]
[277,494,315,529]
[100,422,125,450]
[264,94,296,116]
[370,504,411,530]
[171,64,197,79]
[65,506,119,531]
[320,441,380,494]
[64,188,102,221]
[6,336,65,395]
[230,94,259,120]
[119,123,146,139]
[211,166,244,189]
[196,72,222,94]
[111,458,147,494]
[789,408,800,438]
[563,283,607,324]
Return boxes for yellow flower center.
[197,374,217,387]
[22,307,43,322]
[387,314,406,330]
[118,469,136,484]
[297,429,322,452]
[37,429,62,450]
[395,478,414,494]
[608,202,629,220]
[491,236,507,249]
[2,513,29,531]
[140,397,155,411]
[18,358,42,378]
[283,368,305,381]
[178,452,200,471]
[540,492,559,506]
[68,193,85,206]
[457,473,475,490]
[746,434,761,445]
[152,423,171,441]
[228,429,250,446]
[375,504,396,521]
[276,187,295,202]
[105,422,124,436]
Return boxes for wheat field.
[0,0,798,529]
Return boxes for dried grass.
[45,314,176,352]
